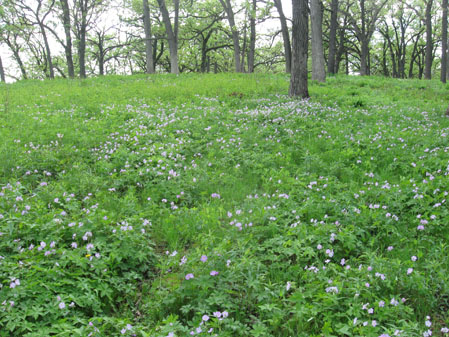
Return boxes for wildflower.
[213,311,221,318]
[379,301,385,307]
[286,281,291,291]
[202,315,209,321]
[185,273,194,280]
[180,256,187,265]
[222,311,229,318]
[59,302,66,309]
[210,270,219,276]
[200,255,208,262]
[407,268,413,275]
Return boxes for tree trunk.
[424,0,433,79]
[327,0,338,74]
[360,39,369,76]
[157,0,179,74]
[9,43,28,79]
[247,0,256,73]
[273,0,291,73]
[143,0,155,74]
[289,0,309,98]
[219,0,242,72]
[40,23,54,79]
[0,56,5,82]
[442,0,448,83]
[78,0,87,78]
[310,0,325,82]
[60,0,74,78]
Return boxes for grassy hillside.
[1,74,449,337]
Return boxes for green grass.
[1,74,449,337]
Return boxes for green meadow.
[1,74,449,336]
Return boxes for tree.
[310,0,325,82]
[247,0,257,73]
[219,0,242,72]
[0,55,5,82]
[14,0,56,79]
[73,0,106,78]
[289,0,309,98]
[143,0,154,73]
[441,0,447,83]
[273,0,291,73]
[156,0,179,74]
[342,0,388,75]
[424,0,433,79]
[327,0,338,74]
[59,0,75,78]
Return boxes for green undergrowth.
[0,74,449,337]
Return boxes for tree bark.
[219,0,242,72]
[143,0,155,74]
[247,0,256,73]
[60,0,74,78]
[157,0,179,74]
[289,0,309,98]
[273,0,291,73]
[39,23,54,79]
[442,0,447,83]
[0,56,5,82]
[327,0,338,74]
[424,0,433,79]
[4,34,27,79]
[78,0,88,78]
[310,0,325,82]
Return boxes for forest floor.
[1,74,449,337]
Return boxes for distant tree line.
[1,0,448,90]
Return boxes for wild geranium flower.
[286,281,291,291]
[210,270,219,276]
[200,255,208,262]
[211,193,220,199]
[59,302,66,309]
[202,315,209,321]
[213,311,221,318]
[222,311,229,318]
[411,256,417,261]
[185,273,194,280]
[407,268,413,275]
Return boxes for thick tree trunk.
[143,0,155,74]
[60,0,74,78]
[274,0,291,73]
[310,0,325,82]
[424,0,433,79]
[219,0,242,72]
[247,0,256,73]
[289,0,309,98]
[360,39,369,76]
[327,0,338,74]
[0,56,5,82]
[157,0,179,74]
[441,0,447,83]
